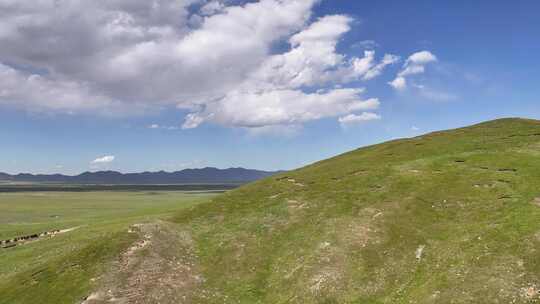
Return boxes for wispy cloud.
[339,112,381,127]
[351,40,380,50]
[147,124,179,130]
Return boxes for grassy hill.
[0,191,216,304]
[173,118,540,303]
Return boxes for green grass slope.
[174,118,540,303]
[0,191,215,304]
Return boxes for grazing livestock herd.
[1,229,64,249]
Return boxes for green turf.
[173,118,540,303]
[3,118,540,303]
[0,191,216,304]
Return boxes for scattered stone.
[415,245,426,261]
[320,241,331,249]
[521,284,539,300]
[81,292,103,304]
[372,212,383,219]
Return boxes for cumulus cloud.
[200,1,225,16]
[0,0,315,107]
[91,155,115,164]
[182,15,395,128]
[241,16,398,90]
[0,0,400,130]
[0,63,116,112]
[389,76,407,90]
[183,88,380,128]
[389,51,437,90]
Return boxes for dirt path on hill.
[82,221,203,304]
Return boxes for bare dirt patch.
[309,267,342,296]
[83,221,203,304]
[532,197,540,207]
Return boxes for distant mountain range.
[0,167,283,185]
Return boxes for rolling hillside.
[172,118,540,303]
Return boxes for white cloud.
[0,0,316,111]
[406,51,438,65]
[389,51,437,90]
[200,1,225,16]
[0,0,399,131]
[411,126,420,131]
[0,63,118,113]
[182,15,395,129]
[183,88,380,129]
[389,76,406,90]
[148,123,179,130]
[338,112,381,126]
[361,53,400,80]
[243,16,398,90]
[91,155,115,164]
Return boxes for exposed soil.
[82,221,202,304]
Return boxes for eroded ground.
[83,221,203,304]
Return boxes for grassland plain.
[171,118,540,303]
[0,191,217,304]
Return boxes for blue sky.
[1,0,539,174]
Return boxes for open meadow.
[0,190,217,304]
[1,119,540,304]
